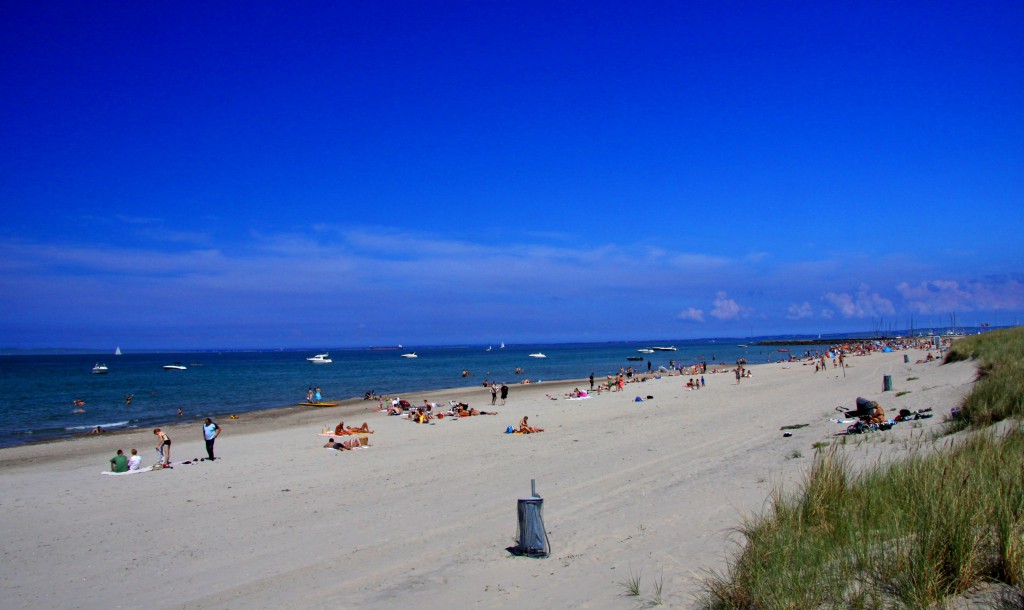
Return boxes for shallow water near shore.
[0,340,791,446]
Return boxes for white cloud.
[896,278,1024,314]
[822,284,895,318]
[786,302,814,319]
[677,307,705,322]
[710,291,747,320]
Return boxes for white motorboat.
[401,352,418,358]
[651,346,678,351]
[92,363,108,374]
[307,353,332,364]
[637,348,655,354]
[163,363,187,370]
[528,353,547,358]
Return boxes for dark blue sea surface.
[0,341,792,447]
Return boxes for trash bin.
[883,375,893,391]
[904,355,909,363]
[515,497,550,557]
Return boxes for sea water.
[0,341,790,447]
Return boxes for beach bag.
[505,426,515,434]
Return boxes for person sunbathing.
[519,416,544,433]
[323,437,361,451]
[335,421,373,435]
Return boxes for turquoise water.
[0,341,789,446]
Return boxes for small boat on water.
[92,363,108,374]
[626,356,644,361]
[401,352,418,358]
[651,346,678,351]
[163,363,187,370]
[529,353,547,358]
[738,344,748,348]
[307,353,332,364]
[115,346,122,356]
[637,348,655,354]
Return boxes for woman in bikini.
[519,416,544,433]
[154,428,171,467]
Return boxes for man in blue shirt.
[203,418,221,461]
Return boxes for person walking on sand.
[154,428,171,467]
[500,383,509,405]
[589,373,594,390]
[490,384,498,405]
[203,418,221,461]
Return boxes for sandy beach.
[0,348,977,609]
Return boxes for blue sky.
[2,1,1022,349]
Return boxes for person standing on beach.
[203,418,221,461]
[314,387,322,404]
[306,387,313,402]
[154,429,171,467]
[500,384,509,405]
[491,384,498,405]
[589,373,594,390]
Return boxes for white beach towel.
[101,466,154,476]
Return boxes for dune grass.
[945,326,1024,427]
[699,327,1024,608]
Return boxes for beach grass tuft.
[620,565,642,597]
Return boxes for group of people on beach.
[306,387,323,403]
[109,448,142,472]
[105,419,221,472]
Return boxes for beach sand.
[0,349,976,608]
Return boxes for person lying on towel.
[323,437,361,451]
[335,421,373,435]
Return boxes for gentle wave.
[65,420,130,431]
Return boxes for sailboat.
[115,346,122,356]
[500,342,505,349]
